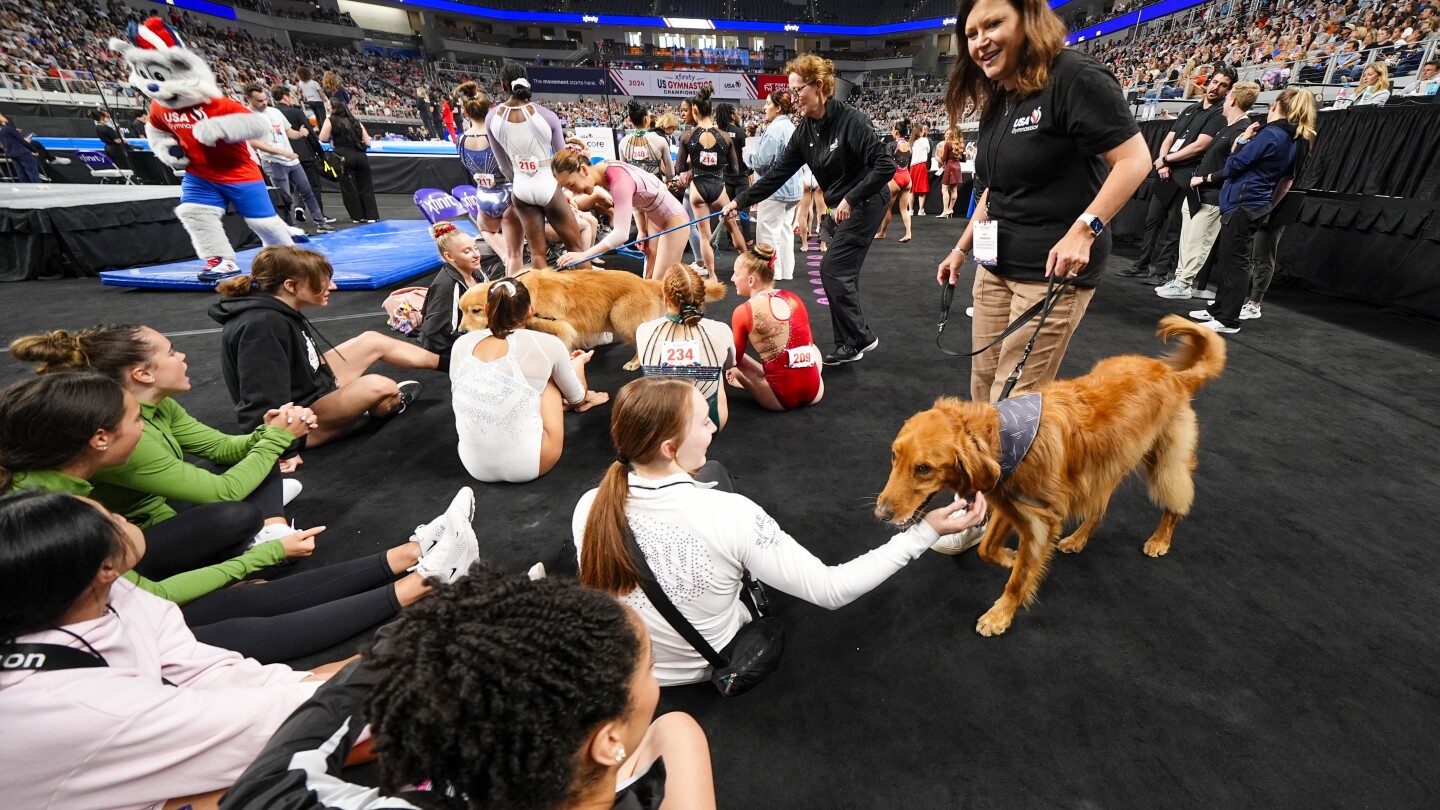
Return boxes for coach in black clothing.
[724,53,895,366]
[1118,65,1235,283]
[273,84,328,221]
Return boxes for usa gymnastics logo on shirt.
[1011,106,1042,134]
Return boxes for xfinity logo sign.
[784,24,799,31]
[582,14,598,23]
[943,16,957,25]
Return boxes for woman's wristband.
[951,247,969,255]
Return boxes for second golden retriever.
[874,315,1227,637]
[458,268,726,367]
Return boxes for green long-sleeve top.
[89,398,296,529]
[7,468,287,605]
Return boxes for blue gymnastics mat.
[99,220,462,291]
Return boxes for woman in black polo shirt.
[936,0,1150,402]
[723,54,896,367]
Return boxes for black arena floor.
[3,193,1437,808]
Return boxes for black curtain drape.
[1300,104,1440,201]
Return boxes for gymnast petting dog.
[458,266,727,369]
[875,315,1227,637]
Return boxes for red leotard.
[731,289,822,410]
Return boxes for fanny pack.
[622,523,784,697]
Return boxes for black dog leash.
[937,274,1074,400]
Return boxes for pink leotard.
[595,161,686,251]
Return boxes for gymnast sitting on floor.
[727,244,825,412]
[635,263,736,429]
[209,246,444,469]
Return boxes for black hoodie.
[208,294,338,430]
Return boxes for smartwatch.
[1077,213,1104,237]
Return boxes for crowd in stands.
[1084,0,1440,95]
[228,0,358,27]
[0,0,426,119]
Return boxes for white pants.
[755,197,798,280]
[1175,198,1222,286]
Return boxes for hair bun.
[9,330,85,372]
[751,243,776,261]
[697,85,713,102]
[456,81,480,99]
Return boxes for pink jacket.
[0,579,319,810]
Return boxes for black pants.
[245,466,286,520]
[1135,181,1181,270]
[820,187,889,350]
[135,501,263,581]
[305,101,327,128]
[334,148,379,221]
[184,552,401,663]
[1206,211,1261,328]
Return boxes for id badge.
[661,339,701,366]
[786,345,818,369]
[516,155,539,175]
[476,172,495,188]
[973,220,999,267]
[1169,138,1186,153]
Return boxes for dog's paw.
[1143,536,1172,557]
[980,547,1015,568]
[975,605,1014,637]
[1057,534,1089,554]
[622,357,641,372]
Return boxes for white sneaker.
[1189,309,1215,322]
[282,478,303,506]
[917,210,926,217]
[1197,319,1240,334]
[932,522,987,555]
[395,380,423,414]
[251,521,295,548]
[965,306,974,318]
[1155,280,1193,299]
[1240,301,1262,320]
[527,562,547,580]
[689,261,709,277]
[1194,288,1216,301]
[414,488,479,584]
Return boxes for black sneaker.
[824,338,877,366]
[395,380,424,413]
[1143,273,1172,287]
[316,223,336,234]
[1114,263,1155,278]
[293,206,307,223]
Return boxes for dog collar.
[996,393,1042,482]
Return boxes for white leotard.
[486,102,565,207]
[450,328,585,483]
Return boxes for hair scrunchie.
[433,222,459,238]
[492,279,518,297]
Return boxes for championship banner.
[755,74,789,98]
[607,69,759,100]
[527,66,611,95]
[574,126,617,162]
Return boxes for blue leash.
[557,210,750,270]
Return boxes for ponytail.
[578,461,641,593]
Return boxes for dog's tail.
[1157,314,1227,390]
[703,278,727,302]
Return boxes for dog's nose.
[874,503,893,521]
[147,83,160,93]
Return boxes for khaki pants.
[970,268,1096,402]
[1175,198,1222,286]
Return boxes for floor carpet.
[2,193,1436,809]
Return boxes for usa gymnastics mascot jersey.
[110,17,293,282]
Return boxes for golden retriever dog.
[458,268,726,368]
[875,315,1226,637]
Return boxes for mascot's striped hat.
[126,16,186,51]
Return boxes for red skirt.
[910,164,930,194]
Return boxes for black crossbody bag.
[622,524,784,697]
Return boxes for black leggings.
[132,465,285,580]
[135,501,262,581]
[184,552,402,663]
